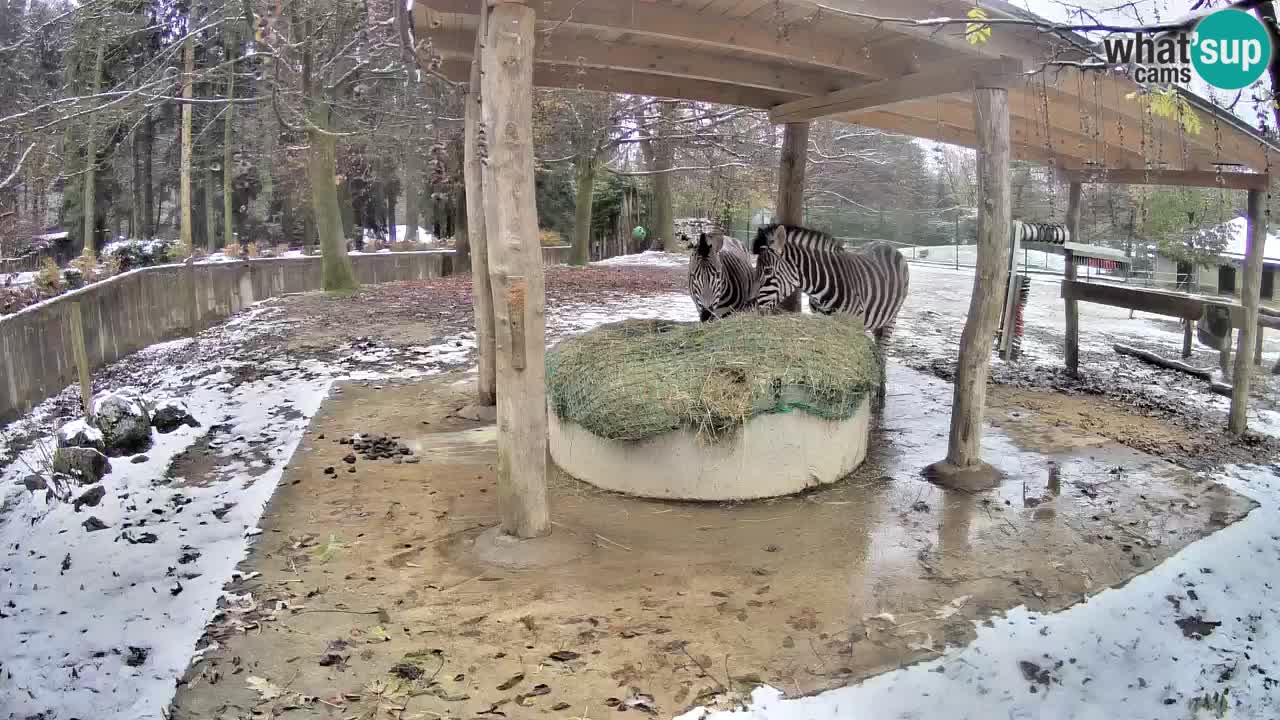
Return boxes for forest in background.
[0,0,1268,300]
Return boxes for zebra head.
[688,232,730,317]
[751,224,801,311]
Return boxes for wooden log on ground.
[1063,182,1082,376]
[1113,343,1212,380]
[464,13,496,406]
[481,1,550,538]
[1230,189,1266,434]
[926,86,1010,491]
[774,121,807,314]
[1114,343,1234,397]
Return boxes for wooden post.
[1229,189,1266,434]
[69,302,92,415]
[465,9,497,406]
[774,122,808,313]
[1063,182,1082,376]
[186,254,199,337]
[926,86,1010,490]
[1255,326,1264,365]
[481,1,550,538]
[1182,319,1193,359]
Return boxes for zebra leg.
[870,324,894,413]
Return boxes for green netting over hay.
[546,314,881,442]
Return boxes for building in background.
[1153,217,1279,305]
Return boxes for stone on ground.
[90,390,152,453]
[51,446,112,485]
[56,418,105,453]
[152,398,199,433]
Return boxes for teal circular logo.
[1191,9,1272,90]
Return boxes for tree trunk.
[1063,183,1082,376]
[403,149,420,244]
[926,86,1011,490]
[131,125,143,241]
[143,111,154,238]
[572,153,595,266]
[179,35,195,254]
[205,160,217,252]
[465,82,496,404]
[481,1,550,538]
[774,121,809,313]
[82,35,106,257]
[308,111,358,291]
[223,30,236,249]
[1229,190,1266,434]
[650,113,676,253]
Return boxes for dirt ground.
[169,360,1254,720]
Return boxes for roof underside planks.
[417,0,1276,175]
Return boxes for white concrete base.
[548,404,872,501]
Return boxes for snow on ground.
[3,260,1279,719]
[0,303,484,720]
[679,463,1280,720]
[362,225,436,245]
[1,270,36,286]
[592,249,689,269]
[901,243,1067,272]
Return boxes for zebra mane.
[753,223,844,255]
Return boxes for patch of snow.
[592,250,689,269]
[901,243,1067,273]
[56,418,103,446]
[37,230,69,241]
[680,462,1280,720]
[363,225,437,245]
[2,270,36,286]
[1208,216,1280,262]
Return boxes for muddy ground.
[169,366,1253,720]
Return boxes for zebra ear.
[768,225,787,253]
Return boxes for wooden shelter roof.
[415,0,1277,176]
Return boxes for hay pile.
[546,313,880,442]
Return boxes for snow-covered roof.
[1212,217,1280,263]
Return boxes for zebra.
[751,223,909,407]
[687,232,756,322]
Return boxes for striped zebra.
[687,232,756,322]
[752,223,909,407]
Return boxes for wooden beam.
[1229,189,1266,434]
[437,59,802,109]
[426,25,851,96]
[481,2,550,538]
[1061,280,1206,319]
[465,8,496,406]
[769,57,1025,124]
[418,0,912,80]
[928,85,1011,490]
[1061,168,1271,191]
[774,122,808,314]
[1063,182,1082,377]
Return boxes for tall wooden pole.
[774,122,808,313]
[926,86,1011,489]
[482,1,550,538]
[465,6,496,406]
[179,35,194,254]
[1229,189,1266,434]
[1063,182,1082,376]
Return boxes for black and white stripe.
[752,224,909,408]
[687,232,756,322]
[751,224,908,338]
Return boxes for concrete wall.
[1,246,577,424]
